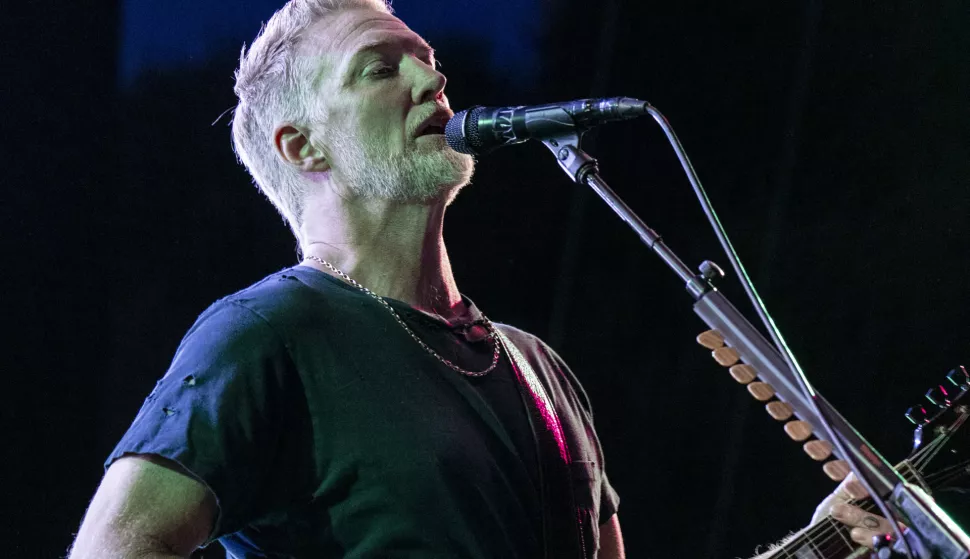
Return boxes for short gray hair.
[231,0,392,239]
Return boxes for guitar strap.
[494,328,587,559]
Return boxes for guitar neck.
[765,462,921,559]
[765,516,863,559]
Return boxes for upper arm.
[70,454,217,558]
[99,301,300,540]
[599,513,625,559]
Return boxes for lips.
[415,112,450,137]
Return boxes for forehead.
[301,9,427,68]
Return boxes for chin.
[338,146,475,203]
[406,178,468,207]
[404,151,475,204]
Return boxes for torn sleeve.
[105,300,298,542]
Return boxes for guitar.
[697,330,969,558]
[762,405,968,558]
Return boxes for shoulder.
[185,267,335,341]
[214,265,367,333]
[172,269,315,365]
[217,267,318,323]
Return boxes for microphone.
[445,97,649,156]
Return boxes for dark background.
[5,0,969,557]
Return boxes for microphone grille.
[445,106,486,155]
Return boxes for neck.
[299,188,463,318]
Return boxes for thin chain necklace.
[303,255,501,377]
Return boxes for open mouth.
[416,112,451,138]
[417,124,446,137]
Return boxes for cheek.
[329,88,411,146]
[358,109,409,147]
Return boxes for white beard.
[324,128,474,204]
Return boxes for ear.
[274,124,330,172]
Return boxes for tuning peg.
[925,385,952,408]
[946,366,969,391]
[696,330,724,350]
[784,420,813,441]
[904,404,931,425]
[766,401,794,421]
[823,460,850,481]
[729,364,757,384]
[804,440,834,461]
[713,347,740,367]
[747,382,775,401]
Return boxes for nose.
[406,55,447,105]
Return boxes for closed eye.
[367,63,398,78]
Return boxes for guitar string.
[915,413,969,469]
[772,465,968,557]
[911,438,943,470]
[766,462,970,557]
[912,409,969,470]
[777,464,970,556]
[913,432,951,470]
[796,467,970,557]
[767,461,927,557]
[773,426,964,555]
[765,403,968,557]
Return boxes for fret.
[767,513,859,559]
[767,540,797,559]
[805,539,825,559]
[896,460,932,493]
[785,518,857,559]
[825,516,854,549]
[792,542,822,559]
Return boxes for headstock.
[905,366,969,429]
[904,366,969,471]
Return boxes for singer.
[70,1,619,557]
[69,1,888,558]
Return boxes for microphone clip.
[541,133,599,185]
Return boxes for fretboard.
[765,516,862,559]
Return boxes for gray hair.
[231,0,392,239]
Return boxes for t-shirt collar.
[290,264,485,330]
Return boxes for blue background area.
[119,0,540,86]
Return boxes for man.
[70,1,620,557]
[69,1,892,557]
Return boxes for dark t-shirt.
[107,266,619,558]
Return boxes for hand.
[813,474,898,548]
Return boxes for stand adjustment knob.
[698,260,725,284]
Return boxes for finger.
[832,474,853,501]
[812,492,841,525]
[831,503,893,534]
[831,473,868,501]
[843,478,868,500]
[849,527,883,548]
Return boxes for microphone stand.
[538,107,970,559]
